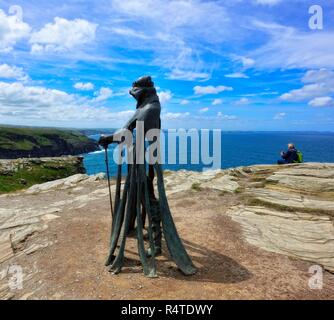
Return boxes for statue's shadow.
[167,239,252,284]
[122,238,252,284]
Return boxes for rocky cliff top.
[0,163,333,300]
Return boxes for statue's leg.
[128,180,137,233]
[105,165,130,266]
[146,170,162,257]
[114,164,122,214]
[109,163,137,273]
[135,164,157,278]
[154,163,197,275]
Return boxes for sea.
[83,131,334,177]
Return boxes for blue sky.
[0,0,333,130]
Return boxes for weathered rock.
[228,205,334,272]
[26,174,90,194]
[245,188,334,213]
[0,239,13,264]
[266,164,334,193]
[163,169,240,194]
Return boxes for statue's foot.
[146,247,162,258]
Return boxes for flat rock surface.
[0,163,334,300]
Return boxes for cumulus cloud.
[166,69,210,81]
[180,99,190,105]
[158,90,173,104]
[254,0,281,5]
[280,69,334,103]
[274,112,286,120]
[199,107,209,113]
[232,56,255,69]
[0,81,134,126]
[74,82,95,91]
[234,98,250,106]
[308,97,334,108]
[212,99,223,106]
[225,72,249,79]
[94,87,113,102]
[0,8,31,52]
[217,112,237,120]
[194,85,233,95]
[30,17,97,53]
[0,64,28,81]
[162,112,190,121]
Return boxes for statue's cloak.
[105,77,196,277]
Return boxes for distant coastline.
[0,126,99,159]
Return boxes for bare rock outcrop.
[227,163,334,272]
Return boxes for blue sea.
[83,131,334,177]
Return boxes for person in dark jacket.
[277,143,298,164]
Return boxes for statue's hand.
[98,135,113,149]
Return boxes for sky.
[0,0,333,130]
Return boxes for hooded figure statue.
[99,76,196,277]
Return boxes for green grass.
[0,126,94,152]
[191,182,202,192]
[0,161,80,194]
[244,197,334,216]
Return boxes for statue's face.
[129,86,142,100]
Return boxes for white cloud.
[158,90,173,104]
[30,17,97,53]
[194,85,233,95]
[166,69,210,81]
[110,0,233,78]
[180,99,190,105]
[217,112,237,120]
[0,81,134,126]
[251,21,334,69]
[162,112,190,120]
[254,0,281,5]
[94,87,113,102]
[0,9,31,52]
[74,82,95,91]
[303,69,334,84]
[234,98,250,105]
[233,56,255,69]
[199,107,209,113]
[274,112,286,120]
[309,97,334,108]
[0,64,28,81]
[212,99,223,106]
[110,27,151,40]
[280,69,334,102]
[225,72,249,79]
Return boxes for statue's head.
[129,76,157,106]
[132,76,154,88]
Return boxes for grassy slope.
[0,126,91,151]
[0,160,84,194]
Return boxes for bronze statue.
[98,76,196,277]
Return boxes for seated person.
[278,143,298,164]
